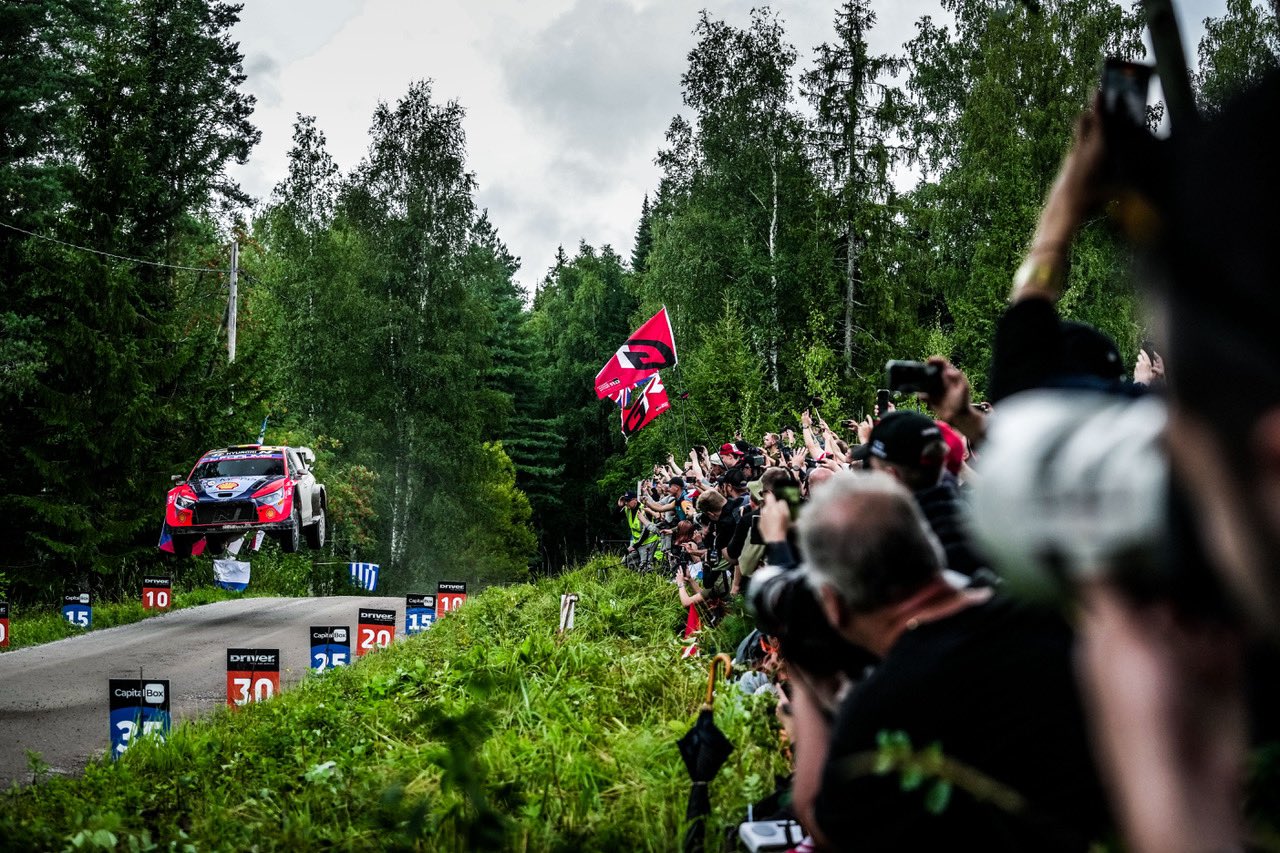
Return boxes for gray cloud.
[244,53,283,108]
[499,0,688,162]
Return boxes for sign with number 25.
[309,626,350,672]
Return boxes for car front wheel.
[277,502,302,553]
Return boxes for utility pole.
[227,239,238,363]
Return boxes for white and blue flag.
[214,559,251,592]
[349,562,379,592]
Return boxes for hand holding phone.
[876,389,892,420]
[1101,58,1152,130]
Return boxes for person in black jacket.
[786,472,1111,851]
[865,411,987,578]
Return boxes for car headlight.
[253,481,287,506]
[175,495,196,510]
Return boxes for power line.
[0,220,232,274]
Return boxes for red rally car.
[165,445,327,556]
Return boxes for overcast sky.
[228,0,1224,292]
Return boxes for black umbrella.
[677,653,734,853]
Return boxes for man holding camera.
[770,472,1109,850]
[865,411,987,578]
[968,70,1280,853]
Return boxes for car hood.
[191,476,282,501]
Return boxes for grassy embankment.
[0,556,787,851]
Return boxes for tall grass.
[0,556,788,851]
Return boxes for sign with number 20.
[357,609,396,657]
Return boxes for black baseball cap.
[868,411,943,469]
[1060,321,1124,382]
[620,491,638,501]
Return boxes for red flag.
[619,373,670,437]
[594,307,678,399]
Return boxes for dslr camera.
[969,390,1229,617]
[746,565,873,678]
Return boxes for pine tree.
[630,194,654,273]
[803,1,906,379]
[0,0,259,594]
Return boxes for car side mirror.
[171,474,184,482]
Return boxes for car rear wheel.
[277,502,302,553]
[305,504,326,550]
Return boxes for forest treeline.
[1,0,1277,598]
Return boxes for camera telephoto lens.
[746,565,874,678]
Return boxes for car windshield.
[189,456,285,480]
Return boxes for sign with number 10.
[405,594,436,635]
[226,648,280,707]
[309,626,351,671]
[0,600,9,648]
[142,576,172,611]
[62,593,91,629]
[356,608,396,657]
[108,679,170,758]
[437,581,467,614]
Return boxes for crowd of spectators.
[610,71,1280,852]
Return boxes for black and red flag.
[616,373,671,438]
[594,307,678,399]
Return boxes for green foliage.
[523,243,637,564]
[1197,0,1280,116]
[0,561,787,850]
[458,443,535,585]
[0,0,261,598]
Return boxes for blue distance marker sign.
[0,600,8,649]
[108,679,171,759]
[310,626,351,672]
[62,592,92,629]
[405,594,436,635]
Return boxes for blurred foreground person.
[787,472,1109,851]
[970,72,1280,853]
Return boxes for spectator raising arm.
[687,448,705,483]
[917,357,988,448]
[801,410,825,461]
[818,418,849,464]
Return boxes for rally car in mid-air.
[165,445,327,556]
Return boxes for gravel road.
[0,595,406,787]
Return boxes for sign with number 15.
[62,593,91,629]
[405,594,435,635]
